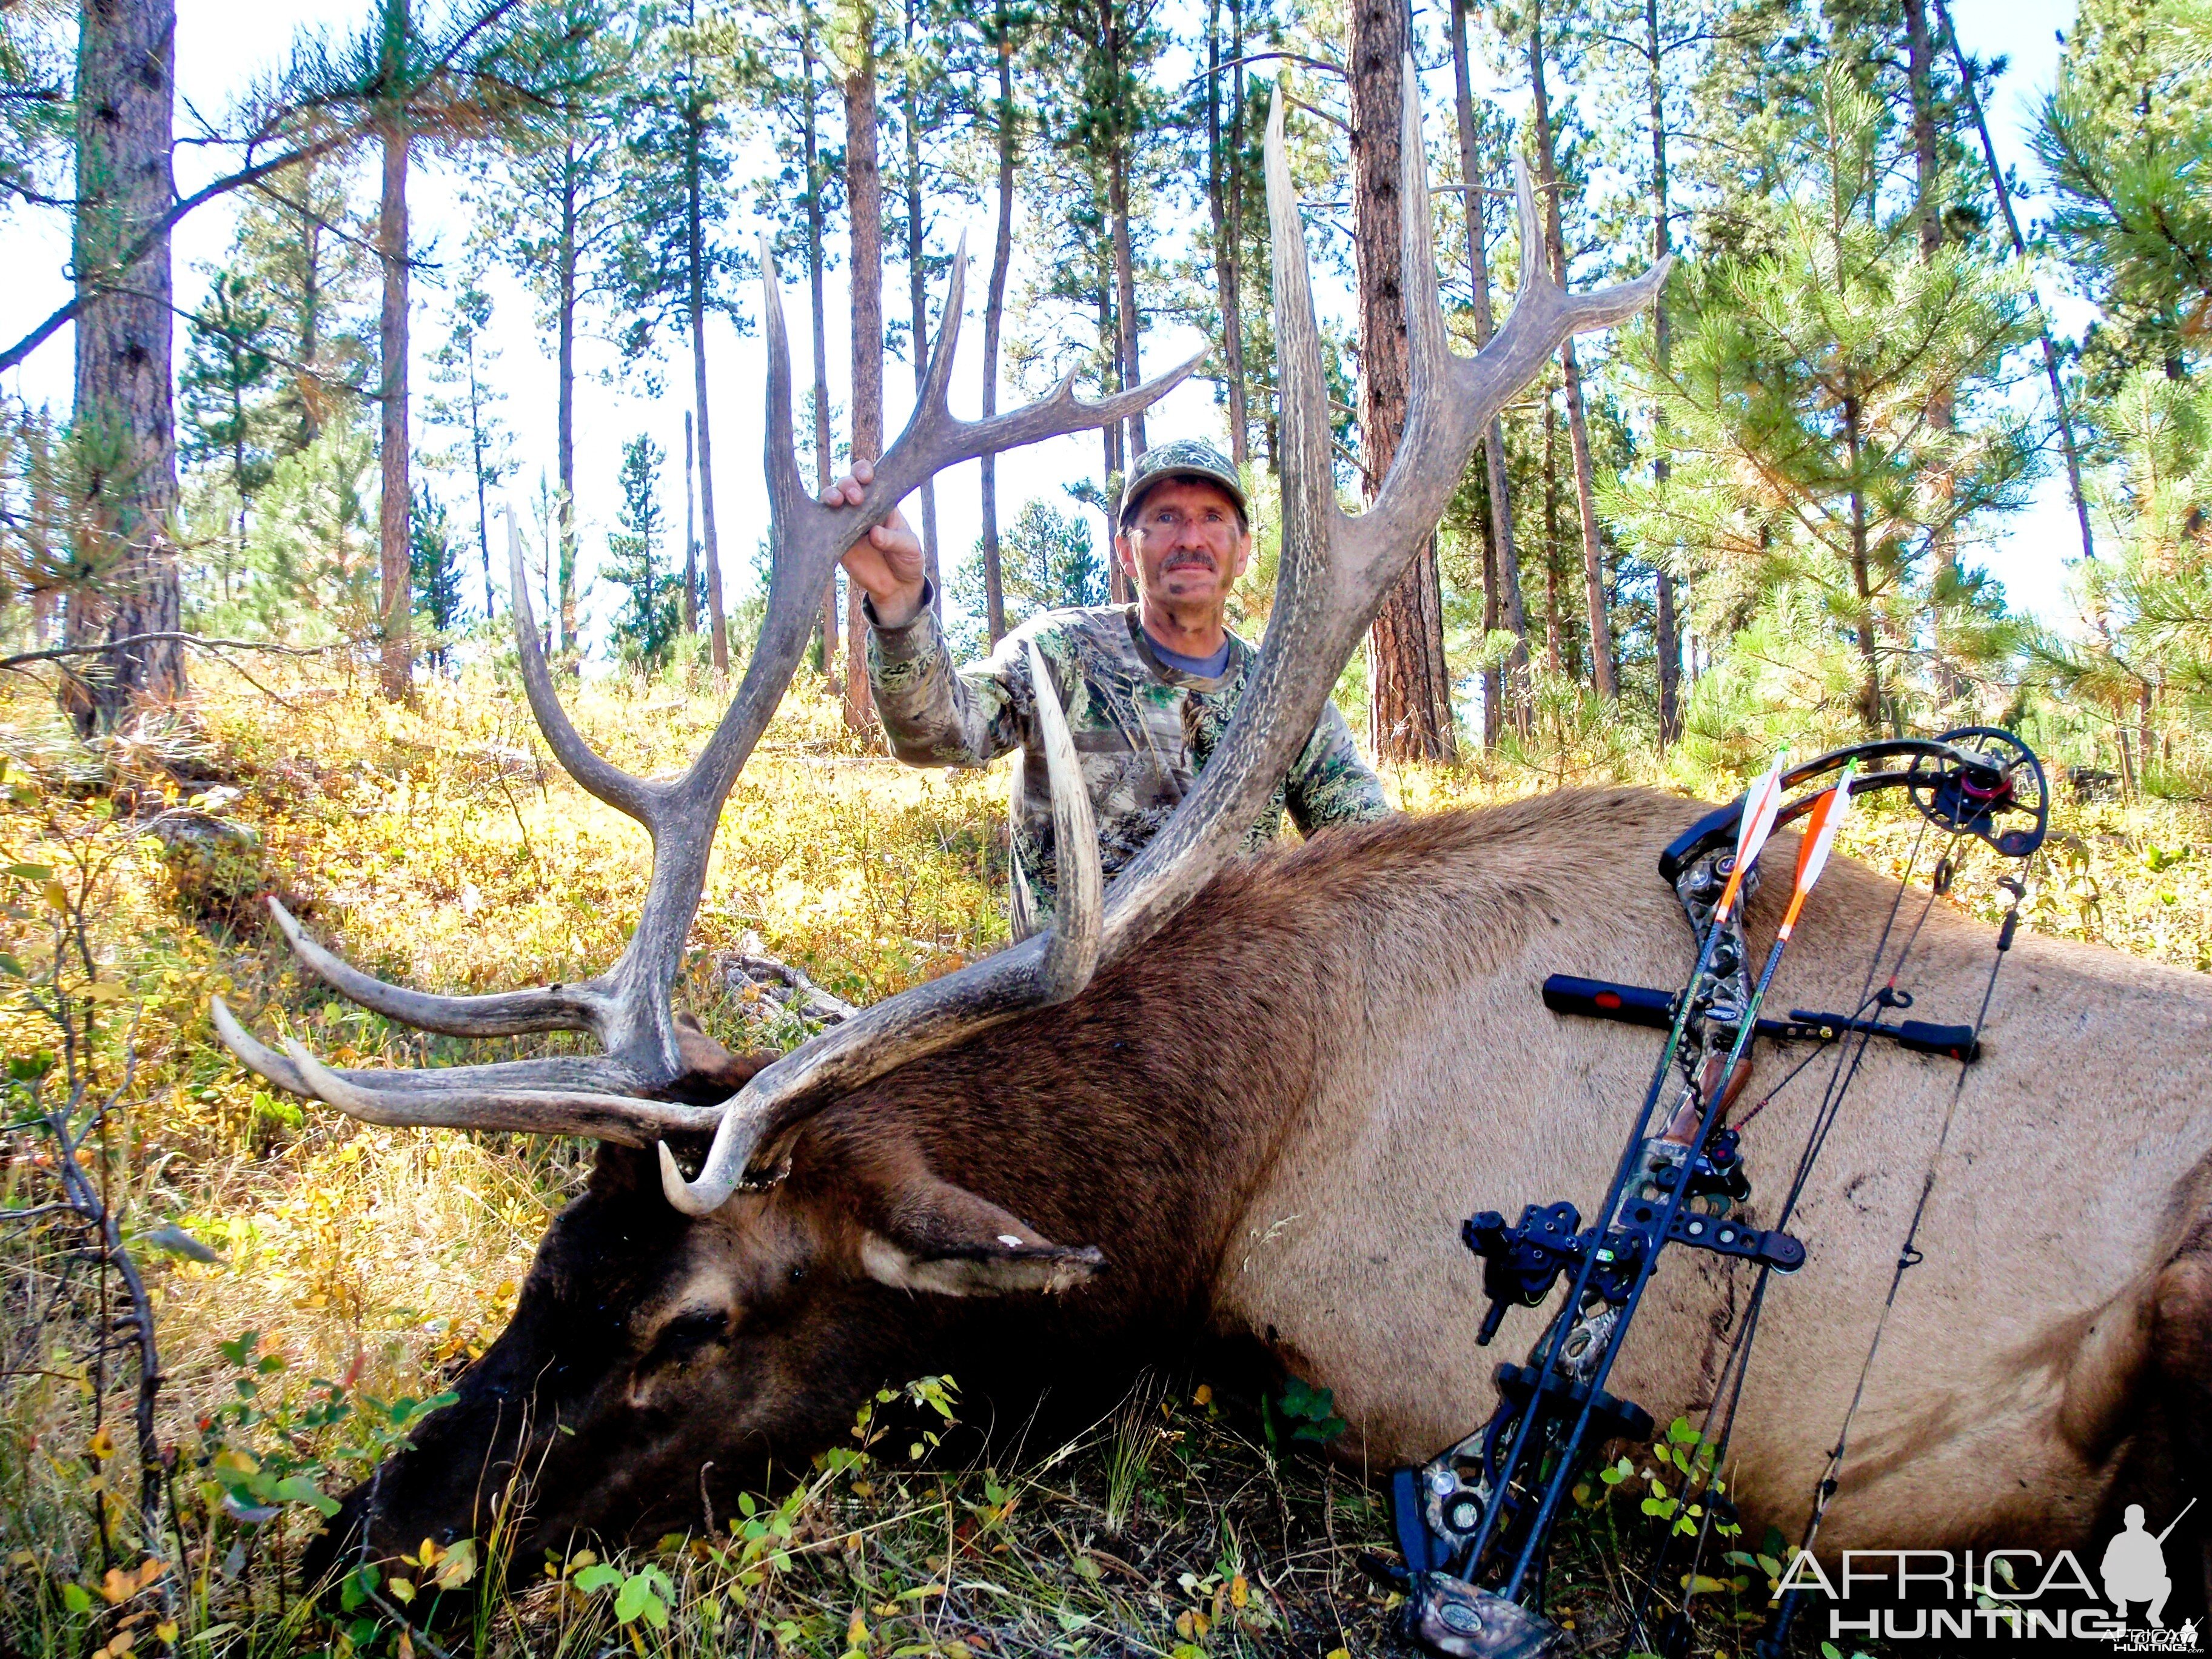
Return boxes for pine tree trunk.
[1527,0,1615,698]
[376,113,412,702]
[683,409,699,632]
[472,359,493,621]
[1207,0,1250,468]
[1845,395,1882,731]
[1543,382,1566,675]
[557,138,579,653]
[903,0,940,615]
[1645,0,1680,742]
[1230,0,1252,468]
[69,0,184,732]
[1099,270,1130,605]
[1450,0,1527,742]
[1352,0,1456,763]
[686,97,728,676]
[297,164,323,449]
[979,5,1014,643]
[1109,155,1145,466]
[802,16,837,679]
[845,33,884,733]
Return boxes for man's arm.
[1285,699,1392,833]
[825,458,1028,768]
[866,597,1030,768]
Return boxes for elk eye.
[789,1264,805,1282]
[651,1308,727,1358]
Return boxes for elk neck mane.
[776,786,1716,1326]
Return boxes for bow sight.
[1379,728,2048,1659]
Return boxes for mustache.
[1160,551,1218,572]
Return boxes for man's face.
[1117,478,1252,609]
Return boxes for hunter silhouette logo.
[2102,1503,2187,1627]
[1771,1502,2204,1648]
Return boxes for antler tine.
[659,648,1107,1216]
[265,897,612,1039]
[276,1035,722,1147]
[209,997,702,1142]
[913,230,970,435]
[504,509,660,826]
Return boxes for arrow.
[1713,752,1791,925]
[1500,766,1859,1601]
[1776,762,1857,941]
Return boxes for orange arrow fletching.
[1779,763,1858,936]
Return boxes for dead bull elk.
[216,75,2212,1591]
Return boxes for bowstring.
[1777,863,2028,1581]
[1631,816,1949,1643]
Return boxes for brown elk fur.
[317,788,2212,1586]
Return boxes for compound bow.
[1376,727,2050,1659]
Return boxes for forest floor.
[2,654,2207,1659]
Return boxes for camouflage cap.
[1119,438,1249,528]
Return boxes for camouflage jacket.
[865,591,1390,933]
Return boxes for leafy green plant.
[1259,1376,1347,1449]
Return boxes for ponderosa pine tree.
[425,271,514,623]
[1349,0,1456,761]
[754,0,845,674]
[1608,70,2037,731]
[409,483,466,672]
[352,0,588,699]
[2034,0,2212,387]
[67,0,184,731]
[229,152,374,454]
[469,0,634,654]
[835,0,886,728]
[616,0,748,677]
[605,432,680,669]
[179,272,281,604]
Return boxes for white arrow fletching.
[1732,752,1791,877]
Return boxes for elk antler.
[652,64,1668,1213]
[213,236,1190,1147]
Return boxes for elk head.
[218,70,1665,1577]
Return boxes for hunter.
[829,438,1390,936]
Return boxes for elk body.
[213,74,2212,1594]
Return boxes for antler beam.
[215,235,1178,1156]
[653,62,1668,1215]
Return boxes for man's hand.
[826,460,926,629]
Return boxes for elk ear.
[859,1174,1105,1298]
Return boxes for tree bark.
[1542,380,1566,675]
[376,113,412,701]
[469,329,493,621]
[1845,395,1882,731]
[1527,0,1615,698]
[1351,0,1456,763]
[845,29,884,732]
[1103,0,1145,468]
[685,85,729,676]
[557,135,578,653]
[802,14,837,678]
[1644,0,1681,742]
[979,3,1014,643]
[1099,268,1130,604]
[1207,0,1250,468]
[682,409,699,632]
[69,0,184,731]
[1450,0,1527,743]
[295,161,324,449]
[903,0,940,615]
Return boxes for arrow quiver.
[1381,729,2049,1659]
